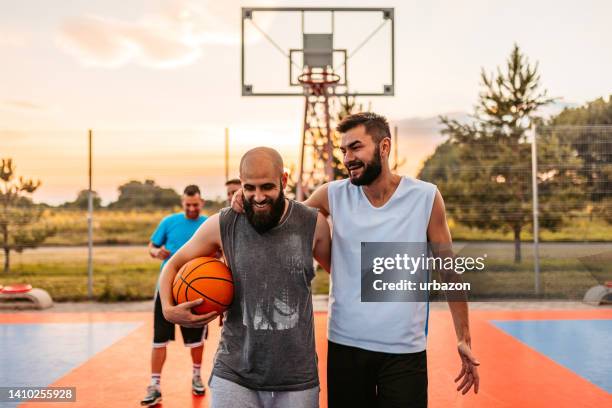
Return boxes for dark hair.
[183,185,201,196]
[336,112,391,143]
[225,178,241,186]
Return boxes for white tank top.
[328,176,437,353]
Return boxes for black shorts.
[153,292,208,348]
[327,341,427,408]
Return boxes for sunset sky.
[1,0,611,204]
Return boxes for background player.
[225,178,241,205]
[141,185,209,406]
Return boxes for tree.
[437,44,585,262]
[60,189,102,210]
[417,141,461,184]
[548,96,612,221]
[0,159,56,272]
[108,180,181,209]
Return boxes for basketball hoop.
[241,7,395,200]
[298,70,340,96]
[297,70,341,86]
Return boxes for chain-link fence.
[1,125,610,301]
[417,125,611,300]
[0,127,295,300]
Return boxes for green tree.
[417,141,460,183]
[108,180,180,209]
[0,159,56,272]
[60,189,102,210]
[437,44,585,262]
[548,96,612,221]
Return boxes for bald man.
[158,147,332,408]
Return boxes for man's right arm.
[149,217,170,259]
[303,183,330,217]
[148,241,170,260]
[158,213,223,328]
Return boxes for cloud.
[55,0,239,69]
[2,100,47,111]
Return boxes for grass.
[43,208,220,246]
[446,242,611,299]
[44,209,168,245]
[1,243,609,302]
[1,246,160,301]
[37,209,612,247]
[1,208,609,302]
[457,258,608,300]
[448,215,611,242]
[0,246,333,301]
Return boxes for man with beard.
[141,185,208,406]
[310,112,479,408]
[232,113,480,407]
[158,147,331,408]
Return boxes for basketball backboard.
[241,7,394,97]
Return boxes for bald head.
[240,147,284,178]
[240,147,287,231]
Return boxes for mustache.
[246,196,273,206]
[345,159,365,169]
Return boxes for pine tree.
[439,45,584,262]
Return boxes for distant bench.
[583,282,612,306]
[0,284,54,310]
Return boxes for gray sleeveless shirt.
[211,200,319,391]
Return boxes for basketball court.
[1,3,611,408]
[2,304,610,407]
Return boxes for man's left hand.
[455,341,480,395]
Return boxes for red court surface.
[1,308,610,408]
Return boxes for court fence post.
[530,126,541,296]
[87,129,94,300]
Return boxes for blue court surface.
[0,322,140,407]
[492,319,612,393]
[2,311,610,408]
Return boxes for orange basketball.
[172,256,234,315]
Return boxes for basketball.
[172,256,234,315]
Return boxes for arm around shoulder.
[313,211,331,273]
[304,183,330,217]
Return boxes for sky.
[1,0,611,204]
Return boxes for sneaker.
[140,385,162,406]
[192,375,206,396]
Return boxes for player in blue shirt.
[141,185,208,406]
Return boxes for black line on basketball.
[184,280,233,307]
[188,277,234,284]
[177,275,233,307]
[174,259,219,301]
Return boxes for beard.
[346,146,383,186]
[243,189,286,234]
